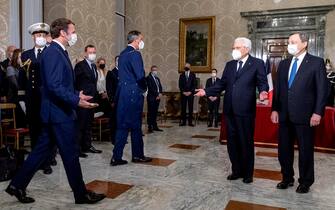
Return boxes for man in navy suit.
[196,37,269,184]
[146,65,163,133]
[179,63,197,126]
[110,30,152,166]
[106,56,119,144]
[74,45,102,157]
[21,22,56,175]
[5,18,105,204]
[205,68,221,127]
[271,32,329,193]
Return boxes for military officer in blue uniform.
[21,23,56,174]
[110,30,152,166]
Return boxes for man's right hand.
[270,111,279,124]
[195,89,206,97]
[79,90,92,101]
[78,99,99,109]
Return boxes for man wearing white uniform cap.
[21,22,56,175]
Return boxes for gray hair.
[234,37,252,50]
[290,32,309,43]
[127,30,141,44]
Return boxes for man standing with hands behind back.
[5,18,105,204]
[179,62,196,126]
[271,32,329,194]
[196,37,268,184]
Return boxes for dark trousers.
[147,97,160,129]
[112,128,144,160]
[225,114,255,178]
[278,120,314,186]
[109,105,117,144]
[181,95,194,124]
[9,122,87,200]
[207,99,220,126]
[76,108,94,151]
[27,96,57,169]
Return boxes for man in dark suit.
[111,30,152,166]
[5,18,105,204]
[196,37,269,184]
[179,63,196,126]
[74,45,102,157]
[21,22,56,175]
[205,68,221,127]
[106,55,119,144]
[146,65,163,133]
[271,32,329,193]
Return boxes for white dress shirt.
[288,51,307,80]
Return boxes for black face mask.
[99,64,105,69]
[184,67,190,71]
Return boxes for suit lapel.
[52,42,75,81]
[289,53,310,89]
[283,58,291,89]
[236,56,253,79]
[84,60,96,82]
[29,49,38,63]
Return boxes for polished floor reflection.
[191,134,217,139]
[0,121,335,209]
[169,144,201,150]
[86,180,133,199]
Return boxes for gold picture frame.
[179,16,215,73]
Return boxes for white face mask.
[67,33,77,47]
[287,44,298,56]
[152,71,158,76]
[232,49,242,60]
[139,40,144,50]
[35,37,47,47]
[88,53,96,62]
[211,73,216,77]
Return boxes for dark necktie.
[288,58,299,88]
[186,72,189,81]
[153,74,160,92]
[91,63,97,79]
[237,60,243,73]
[37,49,42,59]
[212,78,215,85]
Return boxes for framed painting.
[179,16,215,73]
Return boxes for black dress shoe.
[50,159,57,166]
[110,159,128,166]
[132,156,152,163]
[85,146,102,154]
[79,152,88,158]
[188,123,195,127]
[276,180,294,189]
[5,185,35,203]
[75,191,106,204]
[242,177,253,184]
[179,123,186,126]
[208,124,212,127]
[43,166,53,175]
[296,184,310,194]
[148,129,153,133]
[227,174,241,180]
[214,124,218,128]
[153,128,163,132]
